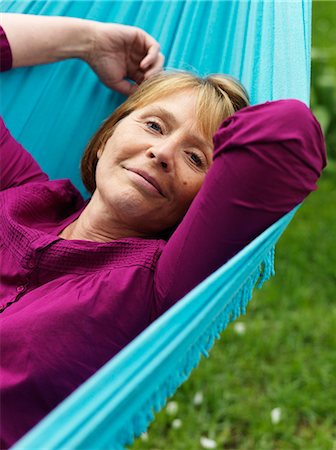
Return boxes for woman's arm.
[153,99,327,318]
[0,13,92,68]
[0,13,164,95]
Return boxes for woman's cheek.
[183,176,204,200]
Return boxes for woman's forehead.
[139,89,198,113]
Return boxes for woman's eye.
[146,121,163,134]
[188,152,204,167]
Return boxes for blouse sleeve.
[0,25,13,71]
[153,99,327,318]
[0,117,49,190]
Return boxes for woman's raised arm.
[153,99,327,318]
[0,13,164,95]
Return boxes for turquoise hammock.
[0,1,311,448]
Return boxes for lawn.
[130,163,336,449]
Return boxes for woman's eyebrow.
[144,106,178,127]
[144,106,212,152]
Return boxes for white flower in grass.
[200,437,217,448]
[140,432,148,441]
[233,321,246,335]
[166,401,179,416]
[271,407,282,424]
[171,418,182,429]
[193,391,204,406]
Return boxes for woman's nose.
[145,141,177,171]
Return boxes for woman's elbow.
[274,99,327,175]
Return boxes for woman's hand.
[0,13,164,95]
[85,22,164,95]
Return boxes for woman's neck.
[58,192,144,242]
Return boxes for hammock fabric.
[0,1,312,449]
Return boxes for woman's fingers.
[135,29,163,73]
[111,79,137,96]
[142,52,165,79]
[140,41,161,69]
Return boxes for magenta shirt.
[0,27,327,448]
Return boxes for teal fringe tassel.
[115,245,276,448]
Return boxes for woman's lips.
[126,168,165,197]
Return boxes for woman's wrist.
[79,20,101,64]
[55,17,95,62]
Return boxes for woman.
[0,13,326,448]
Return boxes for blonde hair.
[81,71,249,193]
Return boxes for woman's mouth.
[125,168,165,197]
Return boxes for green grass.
[129,162,336,450]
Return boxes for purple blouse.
[0,28,327,448]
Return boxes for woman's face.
[95,89,213,235]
